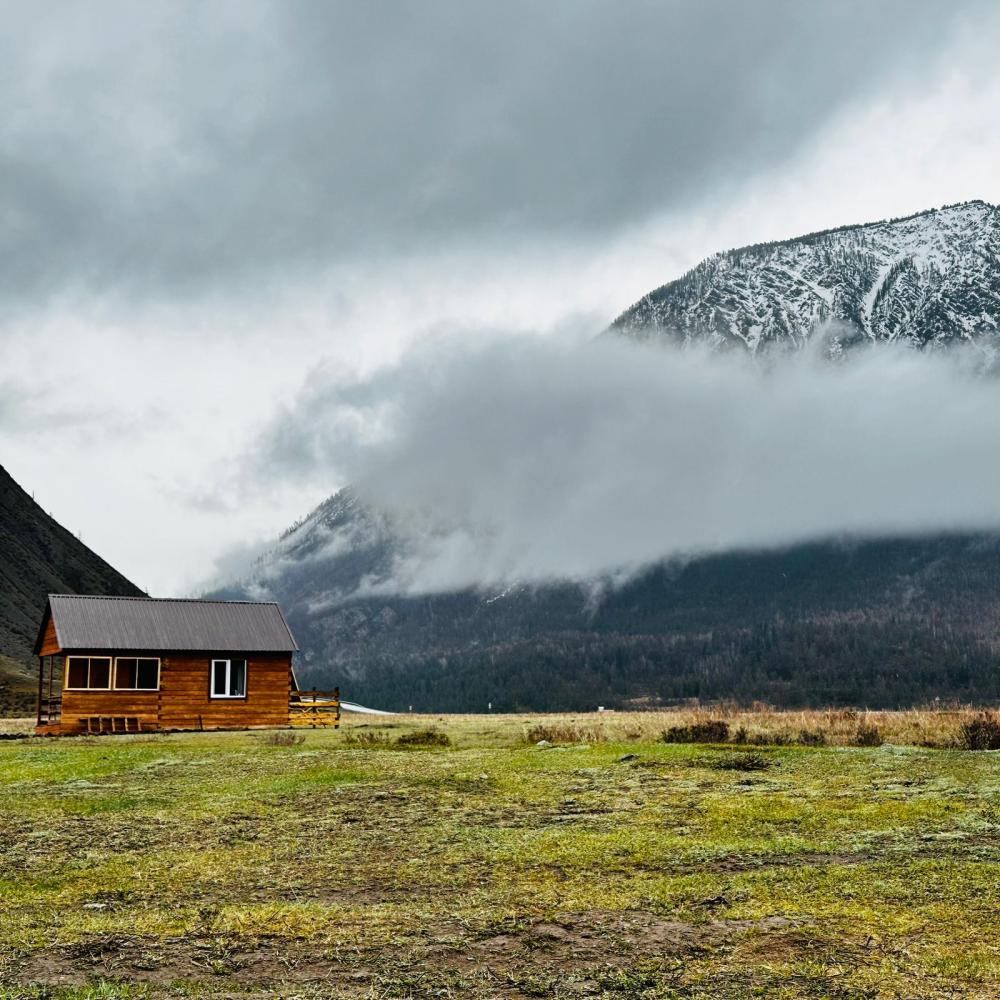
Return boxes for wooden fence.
[289,687,341,728]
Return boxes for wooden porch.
[36,654,62,735]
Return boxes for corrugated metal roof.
[43,595,298,653]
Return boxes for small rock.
[82,902,108,910]
[478,773,489,780]
[619,753,639,762]
[536,740,551,747]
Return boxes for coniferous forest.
[284,534,1000,712]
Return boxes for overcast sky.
[1,0,999,595]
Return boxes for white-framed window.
[65,656,113,690]
[211,658,247,698]
[114,657,160,691]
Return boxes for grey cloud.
[0,379,119,434]
[0,0,987,307]
[249,333,1000,595]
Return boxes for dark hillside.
[0,464,142,705]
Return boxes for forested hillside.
[217,531,1000,711]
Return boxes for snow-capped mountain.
[210,201,1000,711]
[612,201,1000,352]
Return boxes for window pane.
[212,660,228,696]
[229,660,247,697]
[137,659,159,689]
[67,658,87,688]
[89,659,111,689]
[115,658,138,689]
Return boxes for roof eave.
[32,598,60,656]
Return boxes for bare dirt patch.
[428,909,804,974]
[12,911,804,990]
[15,936,366,990]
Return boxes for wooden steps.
[80,716,158,734]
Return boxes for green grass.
[2,716,1000,997]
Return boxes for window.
[65,657,112,690]
[211,659,247,698]
[114,657,160,691]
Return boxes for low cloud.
[249,332,1000,596]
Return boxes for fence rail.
[289,687,341,729]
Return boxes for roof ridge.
[48,593,280,606]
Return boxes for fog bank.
[253,334,1000,594]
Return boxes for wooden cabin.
[34,594,298,735]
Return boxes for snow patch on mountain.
[612,201,1000,352]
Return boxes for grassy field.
[1,710,999,998]
[0,656,36,718]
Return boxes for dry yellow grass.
[1,704,992,747]
[340,704,994,749]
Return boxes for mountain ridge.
[611,200,1000,352]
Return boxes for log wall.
[53,651,293,734]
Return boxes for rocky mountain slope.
[0,464,142,711]
[612,201,1000,352]
[213,201,1000,710]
